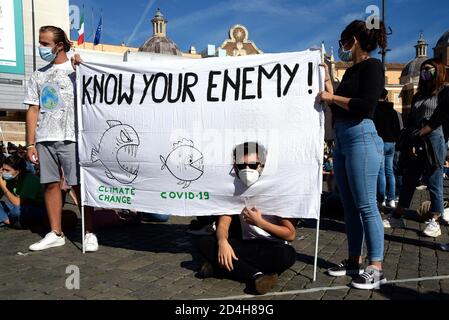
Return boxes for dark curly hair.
[3,154,27,178]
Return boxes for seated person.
[197,142,297,295]
[0,154,46,228]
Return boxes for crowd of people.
[317,20,449,289]
[1,18,449,295]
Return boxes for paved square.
[1,189,449,300]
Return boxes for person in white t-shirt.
[197,142,297,295]
[24,26,97,252]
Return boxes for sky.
[68,0,449,64]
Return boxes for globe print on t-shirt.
[40,85,61,111]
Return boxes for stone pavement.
[1,189,449,300]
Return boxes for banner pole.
[81,205,85,253]
[83,4,85,49]
[91,8,95,50]
[313,44,326,282]
[313,218,320,282]
[75,62,86,253]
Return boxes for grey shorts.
[36,141,79,186]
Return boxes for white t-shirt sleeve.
[23,73,40,106]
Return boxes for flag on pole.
[77,8,85,45]
[93,14,102,45]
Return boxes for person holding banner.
[24,26,98,252]
[197,142,297,295]
[317,20,388,289]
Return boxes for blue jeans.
[140,212,170,222]
[0,201,21,226]
[0,201,46,228]
[333,119,384,262]
[399,128,446,214]
[377,142,396,202]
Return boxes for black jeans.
[198,236,296,283]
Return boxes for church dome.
[138,9,182,56]
[401,56,428,78]
[400,33,429,84]
[436,29,449,48]
[139,36,182,56]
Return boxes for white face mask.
[238,168,260,187]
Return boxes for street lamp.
[380,0,393,71]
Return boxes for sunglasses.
[235,163,261,171]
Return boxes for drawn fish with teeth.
[91,120,140,184]
[160,139,204,189]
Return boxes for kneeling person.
[198,142,297,295]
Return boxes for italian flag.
[77,13,85,45]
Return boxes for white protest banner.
[77,50,324,218]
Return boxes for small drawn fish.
[160,138,204,189]
[91,120,140,184]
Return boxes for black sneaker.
[351,266,387,290]
[327,259,364,277]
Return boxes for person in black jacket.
[384,58,449,237]
[374,89,402,208]
[317,20,387,289]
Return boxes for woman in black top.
[317,20,387,289]
[384,58,449,237]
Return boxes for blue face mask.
[2,172,17,181]
[338,46,353,62]
[38,46,57,62]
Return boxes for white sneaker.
[84,233,99,252]
[29,231,66,251]
[423,219,441,237]
[383,215,405,229]
[442,208,449,224]
[387,200,396,208]
[378,201,386,208]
